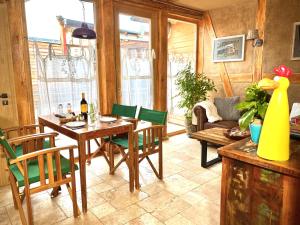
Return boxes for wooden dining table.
[38,115,134,213]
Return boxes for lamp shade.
[72,22,96,39]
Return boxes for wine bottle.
[80,92,88,120]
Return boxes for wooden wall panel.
[252,0,266,82]
[0,2,18,186]
[197,20,204,73]
[156,10,168,111]
[168,21,196,55]
[6,0,35,125]
[95,0,117,114]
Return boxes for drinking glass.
[57,104,63,114]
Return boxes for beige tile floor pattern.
[0,134,222,225]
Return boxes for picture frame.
[291,22,300,60]
[212,34,245,62]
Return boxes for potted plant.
[235,83,271,143]
[175,64,216,135]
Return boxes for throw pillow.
[214,96,240,121]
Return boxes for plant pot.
[249,123,262,144]
[184,118,196,136]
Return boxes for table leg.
[200,140,222,168]
[39,120,44,133]
[87,140,91,165]
[78,138,87,213]
[128,124,134,192]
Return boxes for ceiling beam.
[113,0,203,18]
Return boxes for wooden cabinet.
[218,139,300,225]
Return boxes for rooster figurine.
[257,65,292,161]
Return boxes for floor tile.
[0,207,11,225]
[164,214,194,225]
[151,197,191,222]
[100,204,146,225]
[125,213,163,225]
[54,212,103,225]
[90,202,116,219]
[164,174,200,195]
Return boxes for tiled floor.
[0,134,222,225]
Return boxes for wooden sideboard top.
[218,138,300,178]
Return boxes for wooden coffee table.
[191,127,236,168]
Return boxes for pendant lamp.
[72,1,96,39]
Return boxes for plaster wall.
[263,0,300,106]
[203,1,258,98]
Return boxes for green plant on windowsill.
[235,83,271,131]
[175,63,216,133]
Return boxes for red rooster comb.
[273,65,293,78]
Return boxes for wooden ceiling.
[169,0,249,10]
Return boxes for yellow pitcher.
[257,65,292,161]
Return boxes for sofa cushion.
[214,96,240,121]
[204,120,238,130]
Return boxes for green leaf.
[175,63,216,113]
[257,102,268,119]
[238,108,256,131]
[235,101,256,111]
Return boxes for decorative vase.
[249,122,262,144]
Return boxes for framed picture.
[212,35,245,62]
[292,22,300,60]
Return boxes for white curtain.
[167,53,196,117]
[34,43,97,117]
[120,47,153,109]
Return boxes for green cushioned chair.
[15,140,51,157]
[109,107,167,188]
[89,103,138,164]
[9,154,77,187]
[2,124,52,157]
[0,129,79,225]
[111,103,137,118]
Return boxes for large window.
[25,0,98,117]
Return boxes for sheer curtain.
[34,43,97,117]
[167,53,196,117]
[120,47,153,109]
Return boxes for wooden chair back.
[3,124,41,139]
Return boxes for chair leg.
[9,172,27,225]
[159,148,163,180]
[50,186,61,198]
[24,183,33,225]
[109,144,114,175]
[10,178,18,209]
[66,183,80,217]
[146,156,160,178]
[135,150,140,190]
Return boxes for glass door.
[115,7,157,109]
[167,18,197,125]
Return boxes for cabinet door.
[225,159,252,225]
[251,168,283,225]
